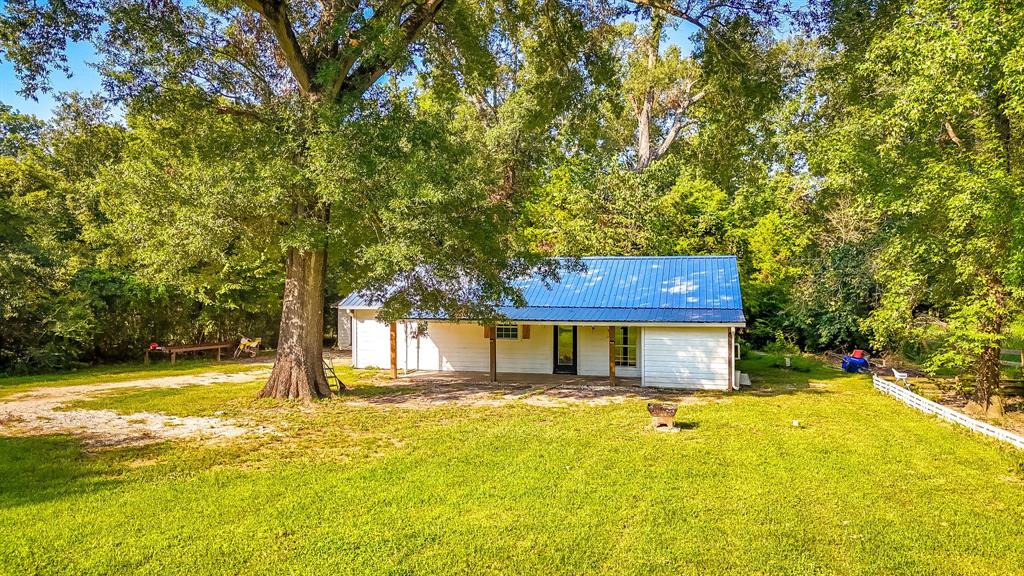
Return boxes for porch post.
[390,322,398,379]
[608,326,617,385]
[489,331,497,383]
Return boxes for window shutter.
[521,325,531,339]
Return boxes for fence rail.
[1000,348,1023,368]
[871,375,1024,450]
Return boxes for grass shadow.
[0,435,143,508]
[737,352,858,397]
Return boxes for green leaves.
[803,0,1024,375]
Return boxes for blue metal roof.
[337,256,745,325]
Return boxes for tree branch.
[629,0,711,34]
[944,120,964,149]
[334,0,446,101]
[653,91,703,159]
[215,104,268,122]
[241,0,317,94]
[628,0,743,60]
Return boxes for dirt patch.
[0,370,273,448]
[344,379,721,409]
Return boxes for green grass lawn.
[0,357,273,399]
[2,354,1023,575]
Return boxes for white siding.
[352,316,553,374]
[642,327,730,390]
[352,310,389,369]
[352,312,730,386]
[496,325,553,373]
[409,322,440,371]
[577,326,640,378]
[424,322,489,371]
[336,309,352,349]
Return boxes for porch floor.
[395,370,642,388]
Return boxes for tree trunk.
[635,16,663,171]
[260,247,332,400]
[972,274,1009,414]
[974,344,1001,411]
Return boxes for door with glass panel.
[552,325,577,374]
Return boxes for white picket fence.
[871,375,1024,449]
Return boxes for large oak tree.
[2,0,773,398]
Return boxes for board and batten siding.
[641,327,730,390]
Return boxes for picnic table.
[145,341,235,365]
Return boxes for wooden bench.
[145,341,235,365]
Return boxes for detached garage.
[337,256,745,390]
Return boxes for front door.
[553,325,577,374]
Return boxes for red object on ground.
[851,349,865,359]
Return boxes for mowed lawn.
[2,355,1023,575]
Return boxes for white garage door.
[642,327,730,390]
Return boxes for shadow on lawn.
[335,377,721,408]
[0,435,164,508]
[739,358,855,398]
[329,354,858,407]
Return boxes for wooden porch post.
[608,326,617,385]
[489,331,497,383]
[390,322,398,379]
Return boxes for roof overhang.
[338,307,745,328]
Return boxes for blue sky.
[1,41,106,119]
[1,20,696,120]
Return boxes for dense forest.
[1,0,1022,403]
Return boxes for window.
[496,324,519,340]
[614,327,639,367]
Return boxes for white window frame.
[495,324,519,340]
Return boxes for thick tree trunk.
[260,247,333,400]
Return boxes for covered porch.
[382,322,641,385]
[395,370,642,387]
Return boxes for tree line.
[1,0,1021,408]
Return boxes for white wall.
[577,326,640,378]
[352,312,731,387]
[351,310,395,369]
[424,321,489,371]
[352,316,553,374]
[336,309,352,349]
[641,327,730,390]
[496,325,553,373]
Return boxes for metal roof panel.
[336,256,745,324]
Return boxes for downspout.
[730,327,739,391]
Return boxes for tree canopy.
[2,0,1022,408]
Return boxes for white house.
[335,256,745,390]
